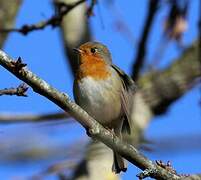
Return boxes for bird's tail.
[112,151,127,173]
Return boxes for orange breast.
[76,54,111,80]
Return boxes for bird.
[73,41,136,173]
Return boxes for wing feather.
[112,65,136,134]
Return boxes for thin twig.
[0,0,86,35]
[0,111,70,123]
[132,0,159,81]
[87,0,97,17]
[0,83,28,96]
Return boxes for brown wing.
[112,64,136,134]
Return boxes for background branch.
[132,0,159,81]
[54,0,91,76]
[0,111,69,123]
[86,0,97,17]
[139,40,201,115]
[0,0,86,35]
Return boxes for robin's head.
[73,42,112,80]
[74,42,112,65]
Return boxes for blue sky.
[0,0,200,179]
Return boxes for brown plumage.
[73,42,136,173]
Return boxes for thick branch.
[139,40,201,115]
[0,50,181,179]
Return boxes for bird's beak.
[73,48,83,54]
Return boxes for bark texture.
[139,41,201,115]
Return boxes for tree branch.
[0,111,70,123]
[0,50,182,179]
[0,83,28,96]
[0,0,86,35]
[139,40,201,115]
[132,0,159,81]
[86,0,97,17]
[183,174,201,180]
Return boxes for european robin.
[73,42,135,173]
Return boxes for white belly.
[74,74,122,126]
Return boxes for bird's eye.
[90,47,98,54]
